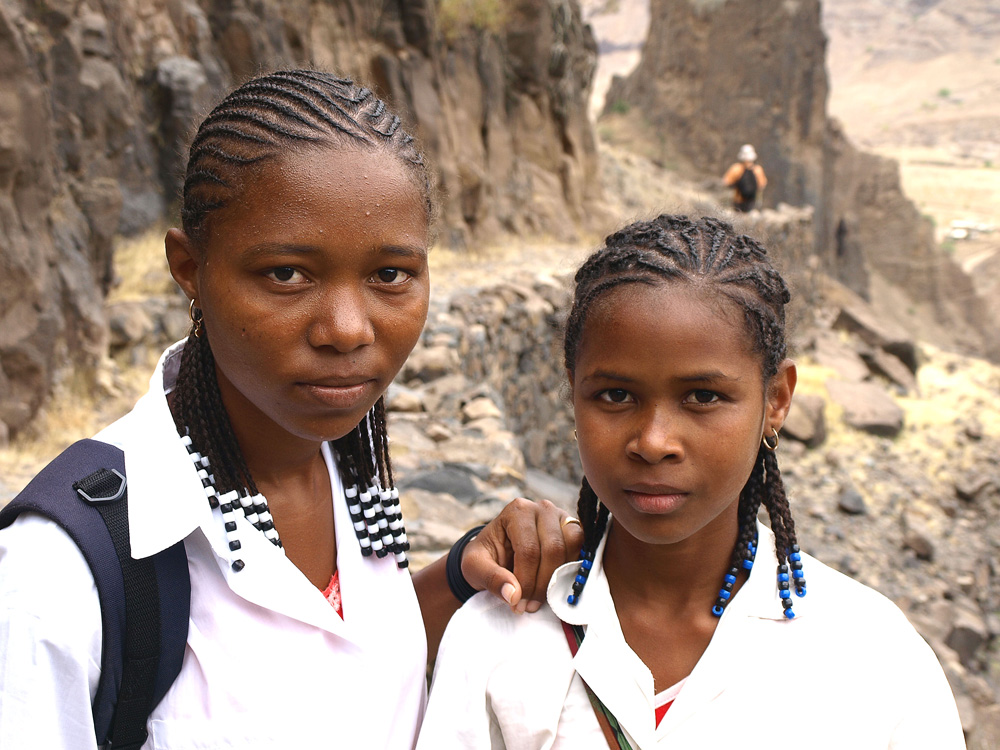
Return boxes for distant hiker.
[724,144,767,212]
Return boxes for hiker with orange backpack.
[723,144,767,213]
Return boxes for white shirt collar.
[95,341,210,559]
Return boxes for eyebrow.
[675,371,742,383]
[580,369,742,384]
[242,242,427,262]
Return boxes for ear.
[765,359,797,433]
[165,228,200,302]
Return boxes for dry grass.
[0,358,156,500]
[107,224,178,302]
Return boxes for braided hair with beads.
[171,70,431,571]
[563,214,807,616]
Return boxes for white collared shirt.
[0,343,428,749]
[417,522,964,749]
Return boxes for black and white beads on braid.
[181,433,283,572]
[343,482,409,568]
[336,405,410,569]
[182,431,410,572]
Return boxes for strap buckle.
[73,468,127,504]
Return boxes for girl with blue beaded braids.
[416,214,964,749]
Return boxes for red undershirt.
[321,569,343,618]
[655,700,673,727]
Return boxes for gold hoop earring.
[573,429,578,441]
[189,298,203,339]
[762,427,779,451]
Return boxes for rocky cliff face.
[0,0,603,436]
[603,0,999,360]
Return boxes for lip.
[624,484,689,514]
[297,377,377,409]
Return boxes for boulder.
[833,302,919,373]
[782,392,827,448]
[946,605,990,670]
[837,484,867,515]
[859,345,918,394]
[402,345,460,383]
[825,379,904,436]
[955,474,994,505]
[809,332,870,382]
[106,301,155,352]
[399,466,481,504]
[386,383,426,413]
[461,396,504,422]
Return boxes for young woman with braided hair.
[0,70,582,749]
[417,214,963,749]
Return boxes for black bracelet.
[446,524,487,603]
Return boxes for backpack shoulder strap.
[0,438,190,749]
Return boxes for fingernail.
[514,600,528,614]
[501,583,516,605]
[526,600,541,613]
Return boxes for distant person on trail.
[724,144,767,213]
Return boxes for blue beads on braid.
[789,544,807,596]
[567,478,608,607]
[567,550,595,605]
[712,534,757,617]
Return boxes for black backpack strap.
[0,438,190,749]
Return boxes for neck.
[602,513,742,616]
[238,428,327,489]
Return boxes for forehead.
[202,145,428,252]
[577,281,759,371]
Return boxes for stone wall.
[0,0,605,437]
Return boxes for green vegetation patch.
[437,0,509,41]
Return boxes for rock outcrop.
[602,0,1000,361]
[0,0,604,436]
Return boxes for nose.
[307,286,376,352]
[626,406,684,464]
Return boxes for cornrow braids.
[564,214,805,616]
[180,69,433,243]
[170,70,423,569]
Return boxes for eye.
[265,266,306,284]
[685,389,720,404]
[598,388,633,404]
[371,268,412,285]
